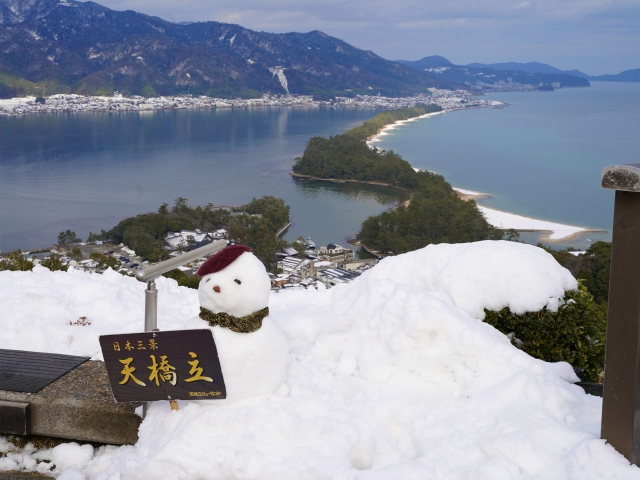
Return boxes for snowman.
[184,244,289,404]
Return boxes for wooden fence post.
[600,163,640,464]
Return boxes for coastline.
[452,187,493,201]
[292,167,599,243]
[476,205,606,243]
[359,108,606,244]
[366,110,447,147]
[276,222,292,240]
[0,89,497,117]
[0,91,478,117]
[289,172,412,197]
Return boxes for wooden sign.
[99,330,226,403]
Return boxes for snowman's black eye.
[205,278,211,283]
[234,279,242,285]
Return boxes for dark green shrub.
[539,242,611,304]
[68,247,83,261]
[163,269,201,289]
[483,283,606,382]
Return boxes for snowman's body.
[184,249,288,404]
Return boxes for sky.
[91,0,639,76]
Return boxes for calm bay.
[0,106,409,252]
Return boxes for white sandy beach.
[366,110,446,146]
[452,188,594,241]
[478,205,594,241]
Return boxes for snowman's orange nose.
[213,285,221,293]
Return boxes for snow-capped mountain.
[0,0,460,97]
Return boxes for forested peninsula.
[292,105,507,254]
[106,196,289,270]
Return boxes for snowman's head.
[197,245,271,318]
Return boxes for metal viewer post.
[600,163,640,465]
[135,239,227,332]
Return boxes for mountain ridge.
[397,56,590,89]
[589,69,640,82]
[465,61,590,79]
[400,56,639,83]
[0,0,460,98]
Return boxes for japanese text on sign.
[99,330,226,403]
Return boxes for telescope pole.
[144,280,158,333]
[142,280,157,418]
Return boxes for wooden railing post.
[600,163,640,464]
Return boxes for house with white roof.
[317,267,361,288]
[317,243,354,265]
[164,230,214,250]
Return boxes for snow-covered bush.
[484,282,606,382]
[0,250,34,271]
[0,251,68,272]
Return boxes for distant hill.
[397,56,453,69]
[396,57,590,89]
[590,69,640,82]
[465,61,590,79]
[0,0,460,98]
[464,61,640,83]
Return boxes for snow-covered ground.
[0,96,36,107]
[1,241,637,479]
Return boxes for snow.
[0,96,36,108]
[268,67,290,95]
[479,205,587,241]
[363,240,577,319]
[0,242,637,479]
[51,443,95,470]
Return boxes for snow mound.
[0,242,636,479]
[0,267,197,356]
[363,240,577,319]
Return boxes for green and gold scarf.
[199,306,269,333]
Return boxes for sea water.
[381,82,640,249]
[0,106,409,252]
[2,83,638,253]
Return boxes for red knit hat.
[197,245,251,277]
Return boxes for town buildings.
[274,240,375,290]
[0,91,495,116]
